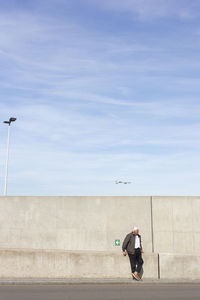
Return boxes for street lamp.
[3,117,17,195]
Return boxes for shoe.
[132,274,136,280]
[133,272,141,281]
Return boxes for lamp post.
[3,117,17,196]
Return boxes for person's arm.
[122,234,130,255]
[140,235,144,253]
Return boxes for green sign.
[115,239,120,246]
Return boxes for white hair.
[133,226,138,231]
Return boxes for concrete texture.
[2,196,200,255]
[0,249,158,279]
[1,196,200,279]
[1,278,200,285]
[0,196,152,252]
[152,196,200,254]
[159,253,200,280]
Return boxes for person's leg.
[128,253,137,273]
[135,249,144,274]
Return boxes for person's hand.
[122,251,127,256]
[141,250,144,254]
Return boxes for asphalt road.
[0,283,200,300]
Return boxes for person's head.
[133,226,139,235]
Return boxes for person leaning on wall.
[122,226,144,281]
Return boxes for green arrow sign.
[115,239,120,246]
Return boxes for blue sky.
[0,0,200,195]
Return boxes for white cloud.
[1,99,200,195]
[0,2,200,195]
[86,0,200,20]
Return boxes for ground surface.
[0,283,200,300]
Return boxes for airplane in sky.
[115,180,132,184]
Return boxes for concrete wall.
[1,196,200,279]
[0,249,158,279]
[0,196,153,252]
[159,253,200,279]
[1,196,200,254]
[152,196,200,254]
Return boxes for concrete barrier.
[0,196,153,252]
[0,249,158,279]
[152,196,200,254]
[159,253,200,280]
[1,196,200,279]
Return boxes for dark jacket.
[122,232,143,254]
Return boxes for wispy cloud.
[87,0,200,20]
[0,1,200,195]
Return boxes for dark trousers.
[128,248,144,273]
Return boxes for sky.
[0,0,200,196]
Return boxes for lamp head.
[3,117,17,125]
[9,117,17,123]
